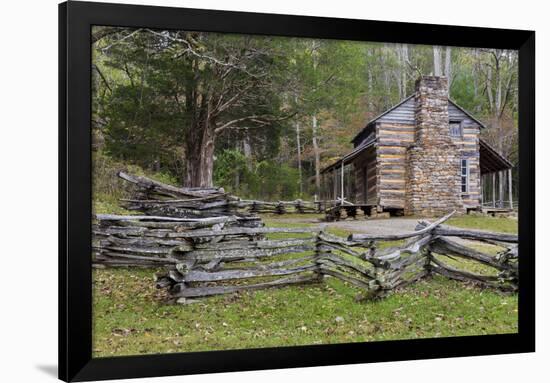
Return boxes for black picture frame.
[59,1,535,381]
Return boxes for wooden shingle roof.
[351,95,490,145]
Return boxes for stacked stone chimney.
[404,76,465,216]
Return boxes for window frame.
[449,119,464,138]
[460,158,470,194]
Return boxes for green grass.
[92,214,518,358]
[447,215,518,234]
[92,269,517,357]
[93,193,135,215]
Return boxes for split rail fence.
[92,211,518,302]
[118,171,333,216]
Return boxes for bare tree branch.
[145,29,267,79]
[214,112,296,135]
[101,29,144,52]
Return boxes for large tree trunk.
[296,120,303,195]
[382,50,391,108]
[396,44,408,99]
[401,44,408,98]
[312,115,321,194]
[444,46,452,93]
[367,66,374,112]
[184,120,216,188]
[473,49,480,113]
[433,46,442,76]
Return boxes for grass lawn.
[447,215,518,233]
[92,214,518,358]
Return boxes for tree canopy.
[92,27,518,200]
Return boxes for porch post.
[479,174,485,209]
[508,168,513,209]
[341,160,344,202]
[333,168,337,201]
[493,172,497,207]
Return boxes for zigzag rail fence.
[117,171,334,216]
[92,211,518,303]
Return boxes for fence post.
[367,241,386,299]
[296,199,304,214]
[314,225,327,282]
[423,247,433,277]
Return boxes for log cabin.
[320,76,513,217]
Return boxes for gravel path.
[325,218,422,235]
[268,216,478,246]
[268,216,425,235]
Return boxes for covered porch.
[320,139,377,220]
[479,139,515,214]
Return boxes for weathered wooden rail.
[92,211,518,302]
[92,214,267,267]
[239,199,324,214]
[118,171,262,221]
[117,171,328,218]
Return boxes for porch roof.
[480,138,514,174]
[321,135,513,176]
[321,134,375,174]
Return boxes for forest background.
[91,27,518,203]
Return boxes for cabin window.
[449,120,463,137]
[461,158,470,193]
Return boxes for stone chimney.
[404,76,465,216]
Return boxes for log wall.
[364,100,482,211]
[449,103,482,209]
[376,122,415,209]
[352,146,377,205]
